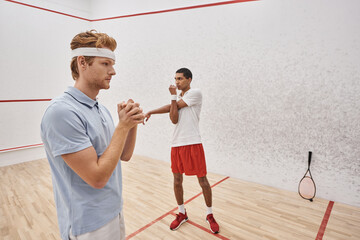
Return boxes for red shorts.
[171,143,207,177]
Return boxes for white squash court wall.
[0,0,89,165]
[0,0,359,207]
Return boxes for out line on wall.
[4,0,91,21]
[91,0,259,22]
[0,99,52,103]
[5,0,258,22]
[0,143,44,153]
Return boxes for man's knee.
[198,176,210,188]
[173,174,183,186]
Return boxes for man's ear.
[77,56,87,70]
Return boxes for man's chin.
[100,86,110,90]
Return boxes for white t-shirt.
[172,88,202,147]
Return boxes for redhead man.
[41,30,144,240]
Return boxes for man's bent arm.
[120,125,137,161]
[62,125,130,189]
[146,101,187,123]
[62,102,143,189]
[170,99,178,124]
[170,100,188,124]
[145,104,170,122]
[149,104,171,115]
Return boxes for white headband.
[71,47,116,61]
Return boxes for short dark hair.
[176,68,192,79]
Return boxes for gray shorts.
[69,211,125,240]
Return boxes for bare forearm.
[169,100,178,124]
[149,104,171,115]
[95,125,130,186]
[120,125,137,161]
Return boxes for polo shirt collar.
[65,86,98,108]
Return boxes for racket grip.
[308,151,312,165]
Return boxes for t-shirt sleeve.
[41,102,92,157]
[181,89,202,107]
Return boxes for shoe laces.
[208,215,216,223]
[176,214,182,221]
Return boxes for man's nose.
[109,67,116,75]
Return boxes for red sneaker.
[170,212,188,230]
[206,214,219,234]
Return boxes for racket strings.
[299,176,316,200]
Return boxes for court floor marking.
[169,212,230,240]
[316,201,335,240]
[126,176,230,239]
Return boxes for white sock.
[178,204,185,214]
[207,206,213,215]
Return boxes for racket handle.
[308,151,312,166]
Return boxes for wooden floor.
[1,156,359,240]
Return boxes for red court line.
[5,0,258,22]
[126,176,229,239]
[316,201,335,240]
[4,0,91,21]
[184,176,230,205]
[0,99,51,103]
[170,212,230,240]
[91,0,258,22]
[125,208,176,239]
[0,143,44,153]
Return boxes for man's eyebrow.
[103,58,115,65]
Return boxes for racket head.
[298,175,316,201]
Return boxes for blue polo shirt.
[40,86,123,240]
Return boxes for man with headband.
[41,30,144,240]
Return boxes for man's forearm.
[61,125,130,189]
[169,100,178,124]
[62,101,143,189]
[150,104,171,114]
[96,125,130,185]
[120,125,137,161]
